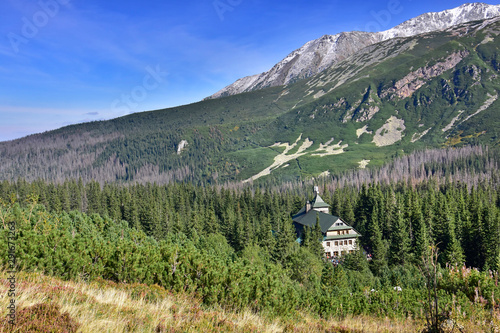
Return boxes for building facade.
[292,186,360,258]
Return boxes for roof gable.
[292,210,339,233]
[327,220,351,230]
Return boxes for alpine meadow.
[2,2,500,332]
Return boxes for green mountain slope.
[1,17,500,184]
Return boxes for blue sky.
[0,0,496,141]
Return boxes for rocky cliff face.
[208,3,500,99]
[382,50,470,99]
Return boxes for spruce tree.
[354,184,372,237]
[257,212,275,253]
[436,196,464,267]
[388,201,410,266]
[273,214,298,266]
[340,197,356,226]
[369,204,388,274]
[205,207,219,235]
[413,211,430,263]
[301,225,311,249]
[481,206,500,270]
[310,214,325,259]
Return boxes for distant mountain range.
[1,3,500,184]
[208,3,500,99]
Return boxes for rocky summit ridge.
[208,3,500,99]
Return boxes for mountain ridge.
[208,2,500,99]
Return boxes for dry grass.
[0,270,446,333]
[0,270,285,332]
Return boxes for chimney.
[306,201,311,213]
[314,186,319,194]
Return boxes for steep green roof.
[311,193,330,209]
[292,209,339,233]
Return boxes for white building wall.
[322,238,358,257]
[326,228,354,237]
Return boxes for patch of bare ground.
[356,125,372,138]
[358,160,370,169]
[372,116,406,147]
[411,128,432,143]
[244,136,349,182]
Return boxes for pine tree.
[310,213,325,259]
[481,206,500,270]
[369,204,388,274]
[436,196,464,267]
[257,212,275,253]
[413,211,430,263]
[340,197,356,226]
[354,184,371,237]
[389,201,410,266]
[301,225,311,249]
[273,214,298,266]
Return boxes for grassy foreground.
[0,270,428,333]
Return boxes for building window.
[326,242,330,247]
[334,251,339,256]
[326,252,331,258]
[349,240,352,245]
[335,241,338,246]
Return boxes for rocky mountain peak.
[208,3,500,100]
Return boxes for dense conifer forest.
[1,146,500,329]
